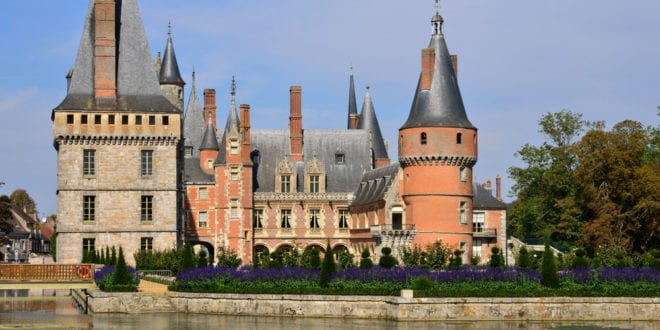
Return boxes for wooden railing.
[0,264,95,282]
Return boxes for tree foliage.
[9,189,37,214]
[509,110,658,257]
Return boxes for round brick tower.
[399,11,477,257]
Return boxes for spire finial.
[432,0,444,34]
[192,66,196,82]
[350,64,353,75]
[231,76,237,106]
[168,21,172,36]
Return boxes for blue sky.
[0,0,658,217]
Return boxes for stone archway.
[189,241,214,265]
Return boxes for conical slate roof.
[183,73,205,157]
[347,70,358,129]
[159,24,185,85]
[400,15,474,130]
[199,120,219,151]
[54,0,178,113]
[357,87,388,162]
[215,79,240,165]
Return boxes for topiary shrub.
[571,248,590,268]
[197,250,209,268]
[516,246,532,269]
[411,275,434,291]
[337,250,355,270]
[649,249,660,270]
[378,247,399,269]
[180,243,196,270]
[310,248,321,270]
[448,249,463,270]
[470,255,481,266]
[319,241,336,288]
[216,248,242,268]
[541,239,559,288]
[488,246,505,268]
[359,247,373,269]
[109,246,138,291]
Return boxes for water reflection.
[0,290,657,330]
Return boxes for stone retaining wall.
[81,290,659,321]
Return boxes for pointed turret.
[54,0,178,113]
[159,22,185,110]
[357,86,389,168]
[347,67,359,129]
[183,72,205,158]
[199,119,219,174]
[400,9,474,130]
[216,77,241,165]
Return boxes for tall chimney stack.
[421,48,435,90]
[496,174,502,202]
[240,104,251,162]
[94,0,117,98]
[289,86,303,162]
[203,89,217,129]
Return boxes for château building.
[52,0,506,265]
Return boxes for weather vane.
[434,0,441,13]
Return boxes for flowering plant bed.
[171,266,660,297]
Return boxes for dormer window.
[281,175,291,193]
[335,152,345,165]
[184,146,193,157]
[421,132,427,145]
[206,159,213,170]
[456,133,462,144]
[309,175,320,193]
[230,139,239,155]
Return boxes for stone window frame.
[162,115,169,126]
[230,199,239,218]
[472,211,485,233]
[141,195,154,222]
[82,149,96,176]
[82,195,96,223]
[148,115,156,126]
[230,167,239,180]
[141,150,153,176]
[335,152,345,165]
[456,132,463,144]
[198,187,208,200]
[94,114,102,125]
[472,239,483,257]
[122,115,129,125]
[459,201,468,225]
[184,146,193,157]
[338,209,349,229]
[135,115,143,125]
[82,238,95,254]
[309,175,320,193]
[253,209,264,229]
[81,114,88,125]
[198,211,208,229]
[229,139,239,155]
[280,175,291,193]
[66,114,74,124]
[304,158,325,194]
[309,208,321,229]
[206,159,213,170]
[140,237,153,251]
[459,167,467,182]
[280,209,292,228]
[108,114,115,125]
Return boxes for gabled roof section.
[199,120,219,151]
[347,69,358,128]
[159,24,185,85]
[350,162,400,206]
[400,14,474,130]
[473,183,507,210]
[183,73,205,157]
[357,87,389,161]
[54,0,179,113]
[215,85,240,165]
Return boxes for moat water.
[0,290,657,329]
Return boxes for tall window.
[281,175,291,193]
[280,209,292,228]
[456,132,462,144]
[230,139,239,154]
[309,209,320,229]
[108,114,115,125]
[141,237,153,251]
[185,146,193,157]
[198,211,208,228]
[206,159,213,170]
[141,196,153,222]
[94,114,101,124]
[122,115,129,125]
[82,238,95,254]
[338,209,349,229]
[309,175,319,193]
[83,196,95,222]
[67,114,74,124]
[230,167,239,180]
[230,199,239,218]
[83,149,95,176]
[141,150,153,176]
[253,209,264,229]
[421,132,427,145]
[81,114,88,124]
[135,115,142,125]
[162,116,169,126]
[473,212,485,233]
[198,187,208,200]
[148,115,156,125]
[472,239,482,257]
[459,167,467,182]
[459,201,467,224]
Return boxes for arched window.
[456,133,462,144]
[421,132,427,145]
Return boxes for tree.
[319,241,336,288]
[488,246,505,268]
[111,246,134,286]
[180,243,195,270]
[508,110,585,243]
[448,249,463,270]
[541,239,559,288]
[378,247,399,269]
[359,247,373,269]
[9,189,37,214]
[516,246,532,269]
[49,232,57,262]
[197,250,209,268]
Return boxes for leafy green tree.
[49,232,57,262]
[508,110,585,243]
[337,250,355,270]
[425,241,451,270]
[307,248,321,269]
[319,241,336,288]
[9,189,37,214]
[216,248,242,268]
[400,245,424,268]
[180,243,195,270]
[359,247,373,269]
[541,239,559,288]
[0,203,13,246]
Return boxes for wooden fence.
[0,264,95,282]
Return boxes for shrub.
[425,241,451,270]
[95,264,139,292]
[571,248,590,268]
[541,240,559,288]
[110,246,117,265]
[337,250,355,270]
[359,247,373,269]
[400,245,424,268]
[319,241,336,288]
[411,275,434,291]
[649,249,660,270]
[448,249,463,270]
[488,246,505,268]
[307,248,321,269]
[216,248,242,268]
[470,255,481,266]
[378,247,399,269]
[111,247,135,287]
[180,243,196,271]
[198,250,209,268]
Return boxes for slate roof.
[183,158,214,184]
[214,99,240,165]
[183,75,205,158]
[400,16,474,130]
[347,72,358,128]
[249,129,372,193]
[357,87,389,162]
[350,162,400,206]
[54,0,179,113]
[199,120,219,151]
[159,26,185,85]
[472,183,507,210]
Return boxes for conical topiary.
[319,241,336,288]
[111,246,133,285]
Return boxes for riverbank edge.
[71,290,660,321]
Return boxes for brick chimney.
[203,89,217,129]
[94,0,117,98]
[421,48,435,90]
[240,104,251,163]
[496,175,502,201]
[289,86,303,162]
